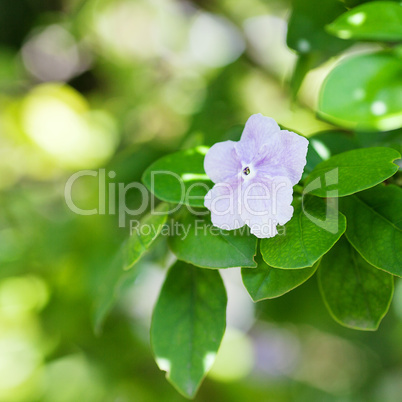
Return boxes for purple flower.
[204,114,308,238]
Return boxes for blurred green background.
[1,0,402,401]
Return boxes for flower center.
[243,166,250,176]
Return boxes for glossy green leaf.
[327,2,402,42]
[151,261,227,398]
[318,51,402,131]
[142,147,212,208]
[168,210,257,269]
[318,236,394,331]
[340,184,402,277]
[242,253,319,301]
[123,202,170,270]
[304,147,400,197]
[260,196,346,269]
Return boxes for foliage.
[1,0,402,401]
[151,261,227,398]
[125,0,402,396]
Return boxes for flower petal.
[235,113,281,164]
[240,176,294,238]
[204,179,245,230]
[204,140,241,183]
[255,130,308,185]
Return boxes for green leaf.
[356,128,402,155]
[318,236,394,331]
[123,202,170,270]
[142,147,213,208]
[92,248,144,334]
[260,196,346,269]
[168,210,257,269]
[287,0,351,57]
[342,0,397,7]
[304,147,400,197]
[241,253,319,301]
[310,130,359,156]
[92,203,170,331]
[318,51,402,131]
[151,261,227,398]
[290,53,319,99]
[304,138,324,176]
[340,184,402,277]
[327,2,402,42]
[303,130,359,180]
